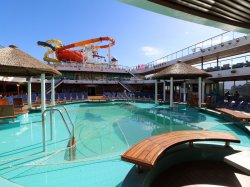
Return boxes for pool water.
[0,102,249,187]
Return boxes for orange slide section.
[56,37,115,63]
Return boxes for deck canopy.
[152,62,211,80]
[152,62,211,107]
[121,0,250,34]
[0,46,61,77]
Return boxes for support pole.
[183,81,186,102]
[108,44,111,65]
[163,81,166,102]
[51,76,55,106]
[41,73,46,113]
[202,79,205,103]
[170,77,173,109]
[198,77,202,108]
[155,80,158,104]
[201,56,204,70]
[28,77,32,109]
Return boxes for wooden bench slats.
[216,108,250,120]
[129,140,152,157]
[121,130,240,168]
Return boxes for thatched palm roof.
[0,47,61,77]
[152,62,211,79]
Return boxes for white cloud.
[141,46,163,57]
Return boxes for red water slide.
[55,37,115,63]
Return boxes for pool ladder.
[42,106,75,152]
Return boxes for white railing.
[130,31,248,71]
[193,54,250,70]
[47,61,130,71]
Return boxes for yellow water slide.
[43,39,63,63]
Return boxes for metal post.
[170,77,173,109]
[50,109,53,140]
[108,44,111,65]
[28,77,32,109]
[155,80,158,104]
[163,81,166,102]
[202,79,205,103]
[198,77,202,108]
[42,111,46,152]
[201,56,204,70]
[41,73,46,113]
[51,76,55,106]
[183,81,186,102]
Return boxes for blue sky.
[0,0,225,67]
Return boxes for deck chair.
[0,105,16,120]
[13,98,24,110]
[0,98,9,105]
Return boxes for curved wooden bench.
[121,130,240,169]
[216,108,250,121]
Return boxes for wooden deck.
[121,130,240,168]
[216,108,250,121]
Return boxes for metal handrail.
[42,107,75,152]
[54,105,75,136]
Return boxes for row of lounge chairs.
[103,92,156,101]
[3,92,88,105]
[205,61,250,72]
[214,98,250,113]
[208,97,250,121]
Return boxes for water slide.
[38,37,115,63]
[37,40,63,63]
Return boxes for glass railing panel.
[203,62,212,69]
[182,48,189,56]
[211,35,222,46]
[219,59,231,67]
[246,56,250,62]
[221,32,233,43]
[233,32,247,39]
[201,39,212,48]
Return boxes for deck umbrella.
[0,46,61,111]
[152,62,211,108]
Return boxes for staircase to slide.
[118,81,135,93]
[46,78,64,94]
[127,71,139,79]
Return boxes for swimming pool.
[0,102,249,186]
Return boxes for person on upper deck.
[225,91,231,101]
[234,90,240,99]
